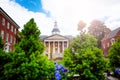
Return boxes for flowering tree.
[77,20,86,33]
[54,62,68,80]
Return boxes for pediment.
[44,34,69,40]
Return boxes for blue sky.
[1,0,120,36]
[14,0,50,17]
[15,0,43,12]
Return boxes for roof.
[102,27,120,40]
[107,27,120,38]
[40,35,48,40]
[0,7,20,29]
[65,35,73,40]
[52,27,60,33]
[40,34,72,41]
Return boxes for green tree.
[0,36,12,80]
[64,33,107,80]
[3,18,55,80]
[0,36,4,49]
[108,38,120,76]
[16,18,44,55]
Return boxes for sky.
[0,0,120,36]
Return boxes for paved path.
[106,76,119,80]
[105,73,119,80]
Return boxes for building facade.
[0,7,20,52]
[41,21,72,60]
[101,27,120,57]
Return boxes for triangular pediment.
[44,34,69,40]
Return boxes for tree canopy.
[77,20,86,33]
[108,38,120,70]
[88,20,111,48]
[15,18,44,55]
[0,36,4,49]
[64,33,108,80]
[2,18,55,80]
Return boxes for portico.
[44,40,69,59]
[41,21,72,60]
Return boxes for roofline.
[101,27,120,41]
[42,34,70,40]
[0,7,20,29]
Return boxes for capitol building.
[41,21,72,60]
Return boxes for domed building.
[41,21,72,60]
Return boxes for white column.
[48,41,50,53]
[62,41,64,52]
[48,41,50,59]
[58,41,59,53]
[67,41,69,48]
[53,41,55,53]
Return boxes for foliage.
[15,18,44,55]
[0,36,4,49]
[3,52,55,80]
[88,20,111,48]
[0,50,12,80]
[2,18,55,80]
[0,36,12,80]
[108,38,120,76]
[77,20,86,32]
[64,33,108,80]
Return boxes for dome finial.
[52,21,60,34]
[54,21,57,28]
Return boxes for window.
[64,42,67,47]
[14,28,16,34]
[1,30,4,39]
[2,18,5,26]
[11,25,13,32]
[6,33,9,41]
[4,42,10,52]
[10,35,12,43]
[111,38,115,45]
[7,22,10,29]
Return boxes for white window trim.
[14,28,16,34]
[1,30,4,39]
[11,25,13,32]
[6,33,9,41]
[10,35,12,43]
[14,37,16,44]
[2,18,5,26]
[7,22,10,29]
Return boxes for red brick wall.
[0,11,19,51]
[101,30,120,57]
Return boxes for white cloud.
[1,0,120,36]
[0,0,54,35]
[42,0,120,32]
